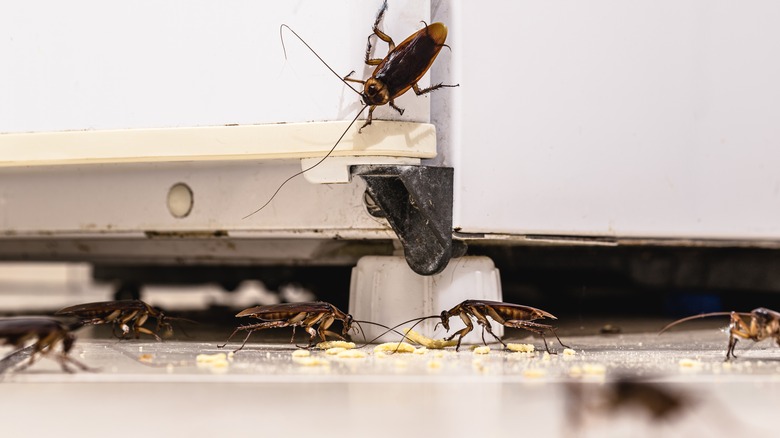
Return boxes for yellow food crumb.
[432,351,445,358]
[568,366,583,378]
[293,356,329,366]
[205,361,230,373]
[373,342,416,353]
[138,353,153,363]
[473,346,491,355]
[196,353,230,372]
[197,353,227,363]
[413,347,428,355]
[678,358,702,368]
[542,352,551,361]
[402,329,458,349]
[523,368,547,378]
[337,350,367,359]
[317,341,356,350]
[582,363,607,375]
[325,347,346,355]
[375,351,388,359]
[563,348,576,356]
[506,343,535,353]
[210,359,229,368]
[427,360,442,370]
[291,349,311,358]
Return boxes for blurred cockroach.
[244,0,458,218]
[659,307,780,360]
[565,378,692,431]
[55,300,192,342]
[0,316,91,373]
[217,301,387,353]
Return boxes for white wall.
[0,0,431,133]
[433,1,780,240]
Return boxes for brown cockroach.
[659,307,780,360]
[0,316,91,373]
[436,300,570,352]
[245,0,458,218]
[392,299,569,353]
[55,299,188,342]
[342,0,458,131]
[218,301,386,353]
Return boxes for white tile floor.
[2,327,779,437]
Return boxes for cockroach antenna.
[242,25,370,220]
[357,315,442,353]
[279,25,365,96]
[658,311,749,335]
[242,104,367,219]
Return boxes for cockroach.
[55,300,189,342]
[244,0,458,218]
[342,0,458,131]
[659,307,780,360]
[217,301,387,353]
[391,300,569,353]
[0,316,91,373]
[436,300,569,352]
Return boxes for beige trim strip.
[0,120,436,167]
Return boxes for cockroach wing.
[55,300,145,316]
[373,22,448,99]
[486,302,558,321]
[235,301,334,318]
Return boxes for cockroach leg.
[359,106,377,132]
[412,82,459,96]
[343,71,365,84]
[370,0,394,52]
[364,36,384,66]
[389,100,404,115]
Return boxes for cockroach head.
[435,311,451,331]
[362,78,389,106]
[155,313,174,337]
[343,313,355,336]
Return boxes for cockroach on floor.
[55,299,188,342]
[393,300,569,352]
[218,301,387,353]
[0,316,91,373]
[659,307,780,360]
[245,0,458,217]
[437,300,569,352]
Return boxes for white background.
[0,0,430,133]
[434,1,780,240]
